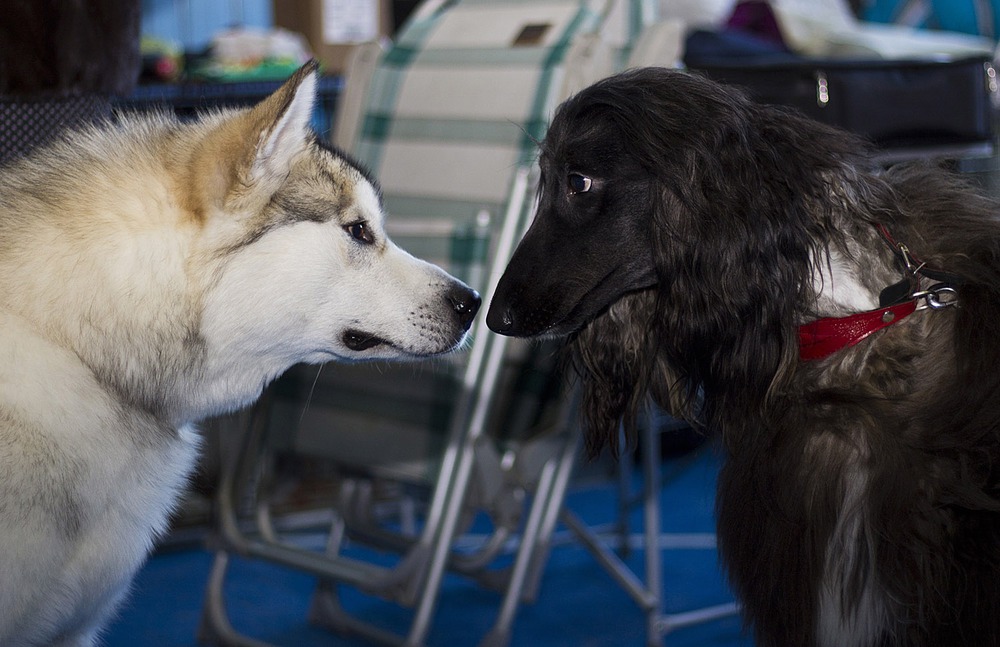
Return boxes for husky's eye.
[567,173,592,195]
[344,221,374,245]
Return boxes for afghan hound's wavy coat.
[486,67,1000,647]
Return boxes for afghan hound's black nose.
[448,284,481,331]
[485,304,513,334]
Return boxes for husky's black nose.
[448,285,481,331]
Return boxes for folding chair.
[199,2,621,645]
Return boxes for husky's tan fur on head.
[0,61,479,645]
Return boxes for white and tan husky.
[0,61,480,646]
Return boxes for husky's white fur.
[0,61,479,646]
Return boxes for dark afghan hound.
[486,67,1000,647]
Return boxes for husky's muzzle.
[342,283,481,352]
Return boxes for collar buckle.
[913,284,959,310]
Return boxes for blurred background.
[3,1,999,646]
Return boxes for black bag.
[689,56,996,154]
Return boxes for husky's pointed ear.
[244,59,319,185]
[193,61,318,212]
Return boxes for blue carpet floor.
[103,445,753,647]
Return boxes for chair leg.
[519,434,580,603]
[198,551,275,647]
[564,414,740,647]
[617,441,635,559]
[478,458,559,647]
[642,417,741,642]
[642,417,664,646]
[402,440,477,647]
[308,514,352,633]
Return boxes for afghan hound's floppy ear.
[640,106,827,427]
[569,290,688,457]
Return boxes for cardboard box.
[273,0,392,74]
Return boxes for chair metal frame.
[199,167,577,647]
[200,5,745,647]
[561,415,740,647]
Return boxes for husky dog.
[0,61,480,646]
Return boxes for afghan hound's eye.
[344,221,374,245]
[568,173,593,195]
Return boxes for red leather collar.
[799,223,962,362]
[798,300,917,361]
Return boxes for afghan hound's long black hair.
[487,67,1000,647]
